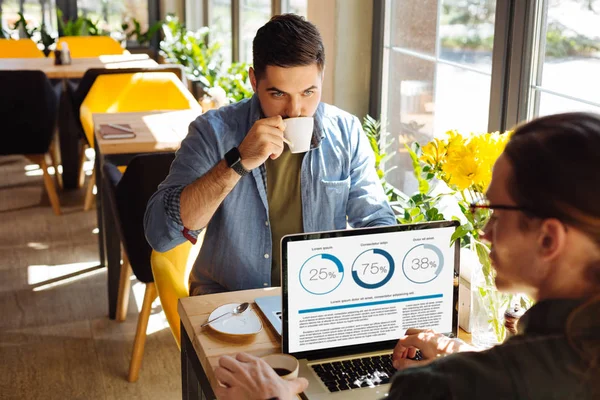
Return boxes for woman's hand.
[214,353,308,400]
[392,328,475,370]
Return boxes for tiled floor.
[0,155,181,400]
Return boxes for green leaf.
[405,143,429,195]
[450,225,468,244]
[409,207,422,217]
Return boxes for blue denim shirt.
[144,95,396,294]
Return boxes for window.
[200,0,308,64]
[2,0,58,37]
[0,0,157,43]
[527,0,600,117]
[240,0,270,64]
[381,0,497,192]
[285,0,307,16]
[76,0,150,33]
[377,0,600,194]
[209,0,233,65]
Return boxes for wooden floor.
[0,155,181,400]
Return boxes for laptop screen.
[281,221,459,359]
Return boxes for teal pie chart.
[402,243,444,284]
[351,248,395,289]
[299,254,344,295]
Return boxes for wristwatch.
[224,147,250,177]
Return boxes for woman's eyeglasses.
[469,200,532,216]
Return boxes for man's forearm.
[180,160,242,230]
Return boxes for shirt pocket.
[320,177,351,229]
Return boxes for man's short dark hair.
[252,14,325,81]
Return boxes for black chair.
[0,70,62,215]
[71,64,187,210]
[102,152,175,382]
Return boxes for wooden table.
[179,288,471,400]
[0,54,157,79]
[0,54,159,188]
[93,109,201,319]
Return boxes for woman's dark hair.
[504,112,600,245]
[252,14,325,81]
[505,112,600,396]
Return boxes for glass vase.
[470,264,510,349]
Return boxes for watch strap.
[231,159,250,176]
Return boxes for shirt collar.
[248,94,325,150]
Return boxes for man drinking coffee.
[144,14,395,295]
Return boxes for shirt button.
[264,282,268,286]
[264,254,270,259]
[265,221,269,226]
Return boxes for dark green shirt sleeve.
[387,366,452,400]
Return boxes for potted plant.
[57,8,105,37]
[121,17,162,59]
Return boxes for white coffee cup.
[261,354,300,380]
[283,117,314,154]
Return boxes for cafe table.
[178,287,472,400]
[0,53,157,79]
[0,54,159,188]
[93,109,201,319]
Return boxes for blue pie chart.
[351,248,395,289]
[299,254,344,295]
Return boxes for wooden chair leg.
[49,138,63,189]
[83,167,95,211]
[33,154,61,216]
[116,250,132,322]
[128,282,157,382]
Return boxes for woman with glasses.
[213,112,600,400]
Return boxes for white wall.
[308,0,373,119]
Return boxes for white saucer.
[208,303,263,336]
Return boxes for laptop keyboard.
[311,354,395,392]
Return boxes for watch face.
[225,147,241,167]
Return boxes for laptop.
[255,295,283,335]
[280,221,460,399]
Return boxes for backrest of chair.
[0,39,44,58]
[0,70,58,155]
[112,72,198,111]
[79,71,199,145]
[73,65,187,111]
[114,152,176,283]
[151,242,193,348]
[57,36,125,58]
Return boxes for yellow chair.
[79,71,201,210]
[150,242,196,348]
[0,39,44,58]
[56,36,126,57]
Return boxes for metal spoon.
[201,302,250,328]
